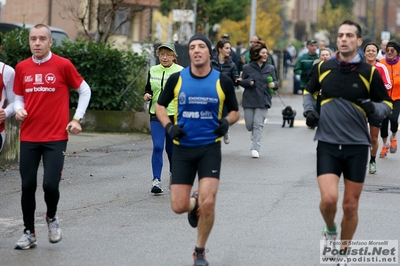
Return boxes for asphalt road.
[1,71,399,266]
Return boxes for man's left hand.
[357,99,376,115]
[214,118,230,137]
[66,119,82,134]
[0,108,6,122]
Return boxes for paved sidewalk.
[66,132,150,153]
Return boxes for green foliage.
[316,1,354,46]
[324,0,353,10]
[52,40,148,112]
[0,29,148,112]
[205,0,250,26]
[218,0,283,49]
[0,28,31,68]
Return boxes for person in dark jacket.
[294,39,319,94]
[211,39,242,145]
[212,33,240,70]
[211,40,241,85]
[240,40,278,158]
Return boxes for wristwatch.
[73,116,83,123]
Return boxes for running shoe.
[151,179,163,194]
[379,144,389,158]
[223,132,230,144]
[322,226,337,252]
[193,249,208,266]
[47,215,62,243]
[188,190,199,228]
[390,137,397,153]
[15,230,37,250]
[368,161,377,174]
[251,150,259,158]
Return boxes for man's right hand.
[165,122,187,140]
[15,108,28,122]
[305,111,319,127]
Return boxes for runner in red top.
[14,24,91,250]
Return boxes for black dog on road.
[282,106,296,127]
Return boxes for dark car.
[0,22,70,46]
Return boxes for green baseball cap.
[157,42,177,57]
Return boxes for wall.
[1,0,81,40]
[77,110,150,133]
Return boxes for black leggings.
[381,100,400,139]
[19,141,67,233]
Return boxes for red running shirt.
[14,54,83,142]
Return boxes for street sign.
[381,31,390,40]
[172,9,194,23]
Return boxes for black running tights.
[381,100,400,139]
[19,141,67,233]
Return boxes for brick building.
[0,0,160,43]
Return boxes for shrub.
[52,40,148,111]
[0,28,31,68]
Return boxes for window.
[397,8,400,26]
[113,9,131,36]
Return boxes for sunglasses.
[386,48,397,53]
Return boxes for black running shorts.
[171,142,222,185]
[368,116,382,128]
[316,141,368,183]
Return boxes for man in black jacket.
[303,20,392,260]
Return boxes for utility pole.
[371,0,376,42]
[0,0,6,22]
[249,0,256,42]
[191,0,197,35]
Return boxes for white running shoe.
[47,215,62,243]
[15,230,37,250]
[151,179,163,194]
[322,226,337,256]
[251,150,259,158]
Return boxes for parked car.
[0,22,70,46]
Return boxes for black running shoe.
[193,248,208,266]
[188,190,199,228]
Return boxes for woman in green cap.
[143,43,184,194]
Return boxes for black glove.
[165,122,187,140]
[357,98,376,115]
[305,111,320,128]
[214,118,230,137]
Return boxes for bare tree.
[62,0,148,44]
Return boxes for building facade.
[1,0,160,44]
[286,0,400,43]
